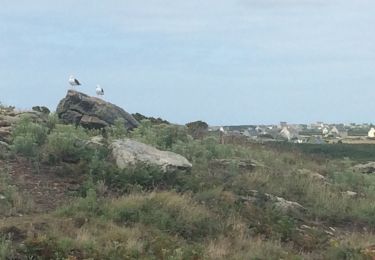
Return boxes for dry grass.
[0,167,34,216]
[205,236,296,260]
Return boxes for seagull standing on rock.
[68,75,81,89]
[96,85,104,97]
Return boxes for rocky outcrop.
[239,190,306,214]
[0,127,11,143]
[85,136,105,149]
[0,141,9,154]
[32,106,50,114]
[0,110,48,143]
[209,159,260,171]
[132,112,170,125]
[297,169,326,181]
[110,138,192,172]
[56,90,139,130]
[353,162,375,174]
[342,190,358,197]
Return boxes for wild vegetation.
[2,113,375,259]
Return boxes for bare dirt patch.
[1,157,85,213]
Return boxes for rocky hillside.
[1,93,375,259]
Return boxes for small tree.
[186,121,208,140]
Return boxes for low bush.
[106,118,129,139]
[0,236,12,260]
[45,112,59,131]
[11,116,48,157]
[45,124,91,163]
[186,120,208,140]
[109,164,187,192]
[131,120,189,150]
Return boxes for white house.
[329,126,340,136]
[280,127,299,141]
[368,128,375,138]
[322,127,329,135]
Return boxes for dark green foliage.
[106,117,128,139]
[11,116,48,157]
[45,124,91,163]
[131,120,189,150]
[45,113,59,131]
[112,165,178,190]
[132,112,170,125]
[89,159,188,193]
[269,142,375,162]
[186,120,208,139]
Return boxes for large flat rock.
[110,138,192,172]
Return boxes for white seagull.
[69,75,81,88]
[96,85,104,97]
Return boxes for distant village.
[210,122,375,144]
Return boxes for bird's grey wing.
[75,79,81,85]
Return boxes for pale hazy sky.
[0,0,374,125]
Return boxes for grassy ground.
[2,117,375,259]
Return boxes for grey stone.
[56,90,139,130]
[110,138,192,172]
[343,191,358,197]
[85,136,105,149]
[32,106,50,114]
[0,127,12,143]
[0,141,10,151]
[0,110,48,144]
[353,162,375,174]
[297,169,326,181]
[240,190,305,214]
[210,159,260,171]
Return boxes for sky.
[0,0,374,125]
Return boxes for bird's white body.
[96,85,104,96]
[219,127,225,133]
[69,75,81,88]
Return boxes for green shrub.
[45,112,59,131]
[12,135,38,157]
[0,237,11,260]
[186,120,208,140]
[89,161,188,193]
[21,234,70,259]
[45,124,91,163]
[131,120,189,150]
[57,188,99,217]
[107,118,129,139]
[11,116,48,157]
[172,139,210,164]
